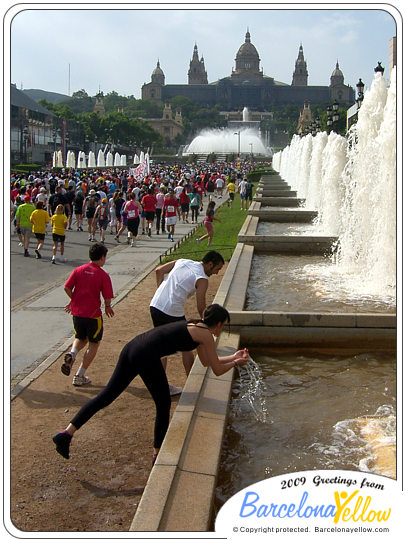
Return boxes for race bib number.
[128,210,136,218]
[167,205,175,213]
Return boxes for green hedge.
[11,164,43,175]
[247,168,278,181]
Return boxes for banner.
[130,158,148,182]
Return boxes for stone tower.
[232,29,263,78]
[94,91,105,116]
[292,44,308,86]
[188,44,208,84]
[297,100,312,134]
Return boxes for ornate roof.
[236,29,260,61]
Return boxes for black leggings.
[70,344,171,448]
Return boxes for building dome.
[236,30,260,60]
[330,61,344,86]
[232,29,262,78]
[151,60,165,85]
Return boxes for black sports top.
[124,320,201,359]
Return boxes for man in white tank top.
[150,251,224,394]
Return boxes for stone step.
[237,234,338,254]
[248,209,318,222]
[254,196,305,207]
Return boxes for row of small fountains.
[52,149,148,169]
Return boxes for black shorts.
[150,306,185,328]
[73,315,104,343]
[35,232,45,240]
[52,233,65,242]
[127,217,140,235]
[144,211,155,222]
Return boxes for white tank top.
[150,259,208,317]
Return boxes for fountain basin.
[257,221,318,235]
[215,347,396,514]
[238,234,338,254]
[238,214,336,254]
[248,202,317,222]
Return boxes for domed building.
[231,29,263,78]
[141,30,354,109]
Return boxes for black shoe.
[61,352,74,376]
[52,431,72,459]
[24,250,30,257]
[35,249,42,259]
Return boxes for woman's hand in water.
[234,348,249,366]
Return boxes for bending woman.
[53,304,249,462]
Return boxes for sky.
[6,2,399,100]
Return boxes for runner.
[61,242,114,386]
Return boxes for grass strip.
[162,186,256,263]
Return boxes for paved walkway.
[10,215,208,399]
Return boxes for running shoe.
[114,235,120,243]
[61,352,75,376]
[35,249,42,259]
[52,431,72,459]
[73,375,91,386]
[169,384,182,396]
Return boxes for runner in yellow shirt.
[227,179,236,208]
[29,201,50,259]
[51,204,68,264]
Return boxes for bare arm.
[64,286,73,313]
[195,278,208,318]
[155,260,176,287]
[189,326,249,376]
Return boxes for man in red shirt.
[61,243,114,386]
[163,188,180,242]
[141,187,157,237]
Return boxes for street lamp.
[326,105,333,131]
[332,101,339,124]
[356,78,365,108]
[374,62,385,75]
[23,126,29,163]
[234,131,241,157]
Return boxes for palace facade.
[142,30,355,110]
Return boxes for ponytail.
[186,304,230,327]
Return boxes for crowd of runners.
[10,160,255,260]
[11,159,258,464]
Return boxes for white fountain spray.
[306,131,328,210]
[336,69,395,295]
[270,69,396,300]
[315,131,347,234]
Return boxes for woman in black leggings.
[53,304,249,462]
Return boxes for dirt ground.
[10,263,227,533]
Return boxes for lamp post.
[249,143,253,163]
[356,78,365,109]
[234,131,241,158]
[374,62,385,75]
[326,105,333,132]
[23,126,29,163]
